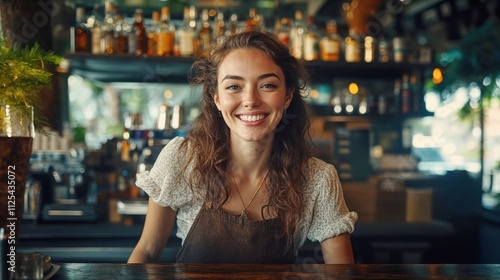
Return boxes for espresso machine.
[26,149,98,223]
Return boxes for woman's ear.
[213,92,221,110]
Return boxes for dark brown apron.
[176,203,296,263]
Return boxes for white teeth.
[239,114,265,122]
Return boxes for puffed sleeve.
[135,136,194,210]
[305,160,358,243]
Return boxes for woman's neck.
[228,137,273,179]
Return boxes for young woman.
[128,31,357,264]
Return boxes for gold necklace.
[234,171,269,222]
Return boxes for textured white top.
[136,137,358,252]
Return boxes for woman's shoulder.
[303,157,340,191]
[305,157,338,176]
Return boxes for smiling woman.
[128,31,357,264]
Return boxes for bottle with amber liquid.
[195,9,212,57]
[100,1,116,54]
[213,11,226,46]
[114,15,128,54]
[303,15,320,61]
[320,20,342,61]
[146,11,160,56]
[70,7,90,53]
[246,8,262,31]
[345,28,361,62]
[157,6,175,56]
[129,9,147,55]
[226,13,240,37]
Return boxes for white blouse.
[136,137,358,253]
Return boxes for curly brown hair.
[180,31,312,248]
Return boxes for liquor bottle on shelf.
[178,6,196,57]
[410,73,420,113]
[345,28,361,62]
[213,11,226,45]
[303,15,320,61]
[195,9,212,57]
[100,1,116,54]
[157,6,175,56]
[393,36,406,63]
[364,36,375,63]
[129,9,147,55]
[226,13,240,37]
[146,11,160,56]
[401,74,412,114]
[378,36,390,62]
[320,20,342,61]
[88,4,102,54]
[358,94,368,115]
[391,78,401,114]
[290,10,306,59]
[114,15,128,54]
[276,17,291,47]
[367,93,377,115]
[378,94,387,115]
[70,7,90,53]
[331,94,343,114]
[246,8,262,31]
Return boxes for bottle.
[226,13,239,37]
[378,94,387,115]
[178,6,196,57]
[195,9,212,57]
[393,36,406,63]
[88,4,102,54]
[100,1,116,54]
[378,36,390,62]
[114,15,128,54]
[392,78,401,114]
[70,7,90,53]
[364,36,375,63]
[146,11,160,56]
[246,8,261,31]
[290,10,306,59]
[345,28,361,62]
[320,20,342,61]
[130,9,147,55]
[276,17,291,47]
[213,11,226,46]
[401,74,412,114]
[303,15,320,61]
[157,6,175,56]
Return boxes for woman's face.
[214,47,292,143]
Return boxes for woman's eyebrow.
[258,73,281,81]
[221,75,244,82]
[221,73,281,82]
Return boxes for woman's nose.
[243,86,261,108]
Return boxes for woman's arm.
[320,232,355,264]
[128,197,176,263]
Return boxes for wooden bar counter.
[50,263,500,279]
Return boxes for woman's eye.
[226,85,240,90]
[261,83,277,89]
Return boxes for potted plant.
[0,38,60,252]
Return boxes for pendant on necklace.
[240,210,248,222]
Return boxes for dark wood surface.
[50,263,500,279]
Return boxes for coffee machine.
[26,149,98,222]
